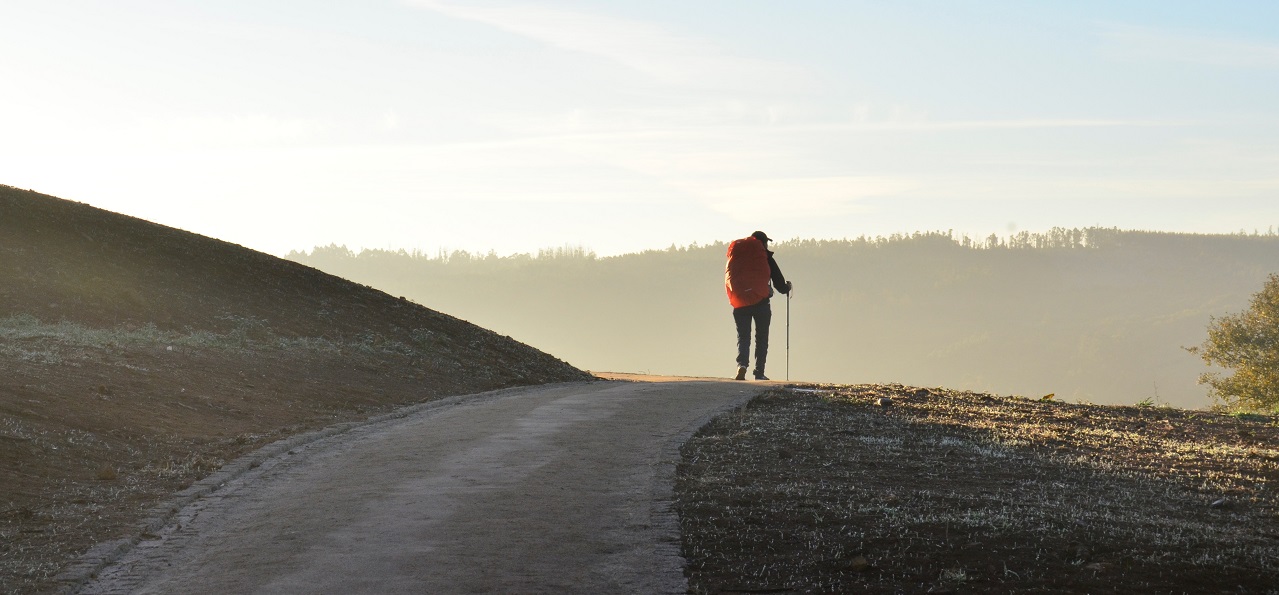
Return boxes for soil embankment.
[0,186,590,592]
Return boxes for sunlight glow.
[0,1,1276,256]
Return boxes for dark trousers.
[733,298,771,375]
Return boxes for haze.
[3,1,1278,257]
[291,229,1279,409]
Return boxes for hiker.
[724,231,792,380]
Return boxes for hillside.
[678,385,1279,592]
[0,186,591,593]
[289,230,1279,408]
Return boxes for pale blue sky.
[2,1,1277,255]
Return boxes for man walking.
[724,231,792,380]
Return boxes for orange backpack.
[725,236,771,308]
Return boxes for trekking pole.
[786,288,791,381]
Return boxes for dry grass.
[0,322,587,594]
[676,385,1279,594]
[1,188,591,594]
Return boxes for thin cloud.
[0,112,330,153]
[688,176,916,221]
[1100,24,1279,68]
[400,111,1170,150]
[841,118,1177,131]
[403,0,805,89]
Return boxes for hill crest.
[0,185,589,593]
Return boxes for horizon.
[284,224,1279,409]
[288,224,1279,260]
[3,1,1278,257]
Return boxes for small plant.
[1136,396,1155,408]
[939,567,969,583]
[147,454,224,478]
[1231,412,1270,423]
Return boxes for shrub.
[1189,274,1279,411]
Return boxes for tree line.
[289,227,1279,410]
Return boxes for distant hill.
[0,185,589,593]
[289,229,1279,408]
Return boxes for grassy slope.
[678,386,1279,593]
[0,186,591,593]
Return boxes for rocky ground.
[676,385,1279,594]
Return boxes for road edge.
[54,380,604,594]
[647,386,762,593]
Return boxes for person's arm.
[768,253,791,294]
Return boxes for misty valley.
[290,228,1279,409]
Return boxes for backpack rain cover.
[725,236,771,308]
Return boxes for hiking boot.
[734,366,747,381]
[754,372,769,381]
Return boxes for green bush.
[1189,274,1279,411]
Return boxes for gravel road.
[76,377,760,594]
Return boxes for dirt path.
[76,377,760,594]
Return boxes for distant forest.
[288,228,1279,408]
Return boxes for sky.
[3,0,1278,257]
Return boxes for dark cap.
[751,231,771,243]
